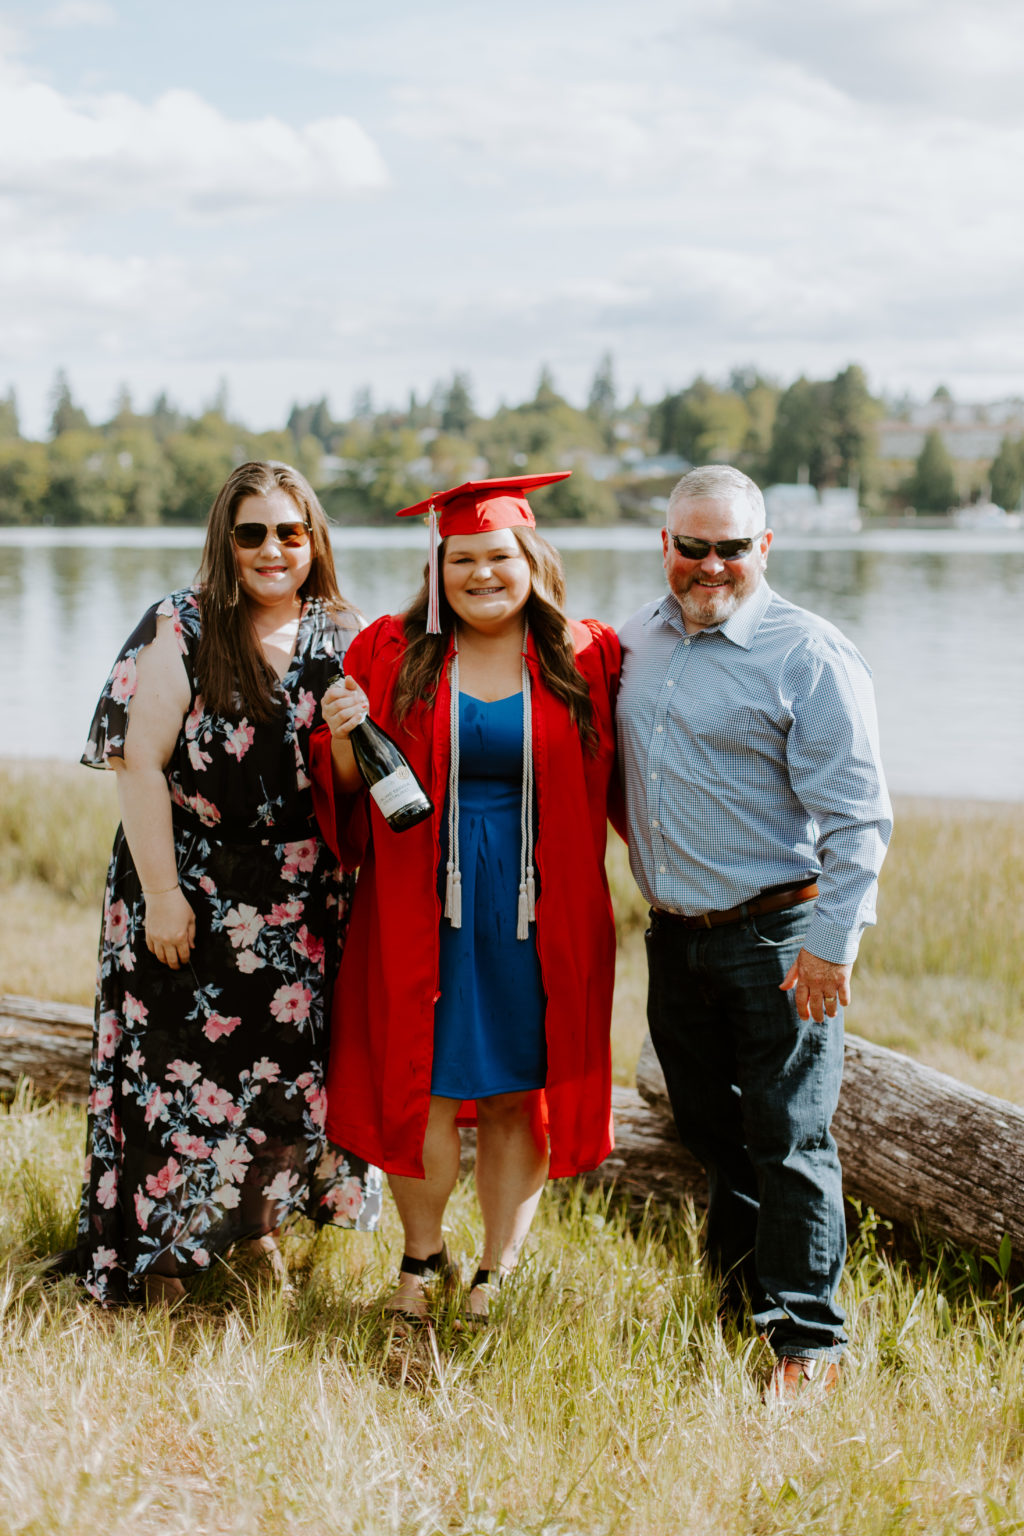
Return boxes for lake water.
[3,525,1023,801]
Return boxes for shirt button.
[650,771,657,780]
[659,864,666,873]
[656,725,663,733]
[666,679,674,687]
[683,638,691,647]
[651,819,659,828]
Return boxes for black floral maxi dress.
[76,587,381,1304]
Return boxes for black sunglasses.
[232,520,311,549]
[670,529,767,561]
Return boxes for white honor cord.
[517,625,535,942]
[444,643,462,928]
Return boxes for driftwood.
[3,991,1023,1260]
[633,1032,1024,1261]
[0,994,92,1102]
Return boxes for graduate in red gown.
[310,474,620,1318]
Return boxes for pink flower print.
[185,698,205,739]
[96,1168,118,1209]
[97,1010,122,1061]
[223,1102,244,1126]
[304,1084,327,1129]
[166,1059,201,1085]
[171,1132,212,1159]
[199,874,216,895]
[292,925,325,970]
[266,899,303,927]
[249,1126,267,1144]
[193,1079,234,1124]
[144,1087,172,1127]
[203,1011,242,1043]
[212,1136,252,1185]
[270,983,312,1027]
[224,904,264,949]
[293,689,316,729]
[192,1248,210,1268]
[215,1184,241,1210]
[295,765,310,791]
[235,949,265,974]
[294,1072,314,1090]
[322,1176,364,1222]
[187,738,213,773]
[109,656,138,704]
[88,1084,113,1115]
[92,1246,118,1271]
[134,1191,153,1230]
[104,899,129,948]
[191,791,221,827]
[251,1057,280,1083]
[125,1048,145,1073]
[122,994,148,1029]
[262,1169,300,1204]
[156,597,188,654]
[223,720,255,761]
[282,839,318,881]
[145,1157,185,1198]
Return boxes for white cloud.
[0,54,389,219]
[43,2,116,27]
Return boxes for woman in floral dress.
[76,460,380,1305]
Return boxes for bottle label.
[369,766,429,818]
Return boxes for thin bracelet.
[142,882,180,896]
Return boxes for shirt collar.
[649,578,774,651]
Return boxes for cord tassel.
[446,866,462,928]
[517,883,530,941]
[445,644,462,927]
[426,505,441,635]
[526,868,536,921]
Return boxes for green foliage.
[990,435,1024,511]
[0,387,19,441]
[0,439,48,524]
[904,429,957,513]
[47,369,90,438]
[652,377,754,468]
[767,366,878,490]
[440,372,475,434]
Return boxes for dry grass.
[1,1081,1023,1536]
[2,767,1024,1532]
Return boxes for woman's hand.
[144,886,196,970]
[323,674,369,739]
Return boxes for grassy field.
[1,764,1023,1534]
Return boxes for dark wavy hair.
[196,460,358,721]
[393,527,595,747]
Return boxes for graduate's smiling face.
[442,529,532,636]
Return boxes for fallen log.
[634,1032,1024,1261]
[3,992,1022,1262]
[0,994,92,1103]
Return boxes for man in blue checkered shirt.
[617,465,892,1400]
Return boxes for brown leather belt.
[654,882,819,931]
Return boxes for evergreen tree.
[586,353,616,419]
[351,385,374,422]
[0,388,19,440]
[766,377,828,485]
[905,430,957,513]
[440,372,475,434]
[989,435,1024,511]
[48,370,89,438]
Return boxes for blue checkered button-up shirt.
[617,579,892,965]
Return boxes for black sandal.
[464,1265,502,1324]
[383,1245,453,1318]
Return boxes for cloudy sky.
[2,0,1023,434]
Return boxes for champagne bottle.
[330,677,434,832]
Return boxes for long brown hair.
[394,527,595,746]
[196,460,357,721]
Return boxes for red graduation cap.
[396,472,570,632]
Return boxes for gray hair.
[666,465,765,528]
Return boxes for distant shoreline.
[1,760,1021,814]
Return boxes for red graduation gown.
[309,613,620,1179]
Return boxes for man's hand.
[780,949,852,1023]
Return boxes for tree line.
[0,362,1019,526]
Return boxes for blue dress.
[431,692,547,1099]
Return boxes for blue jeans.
[646,901,847,1360]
